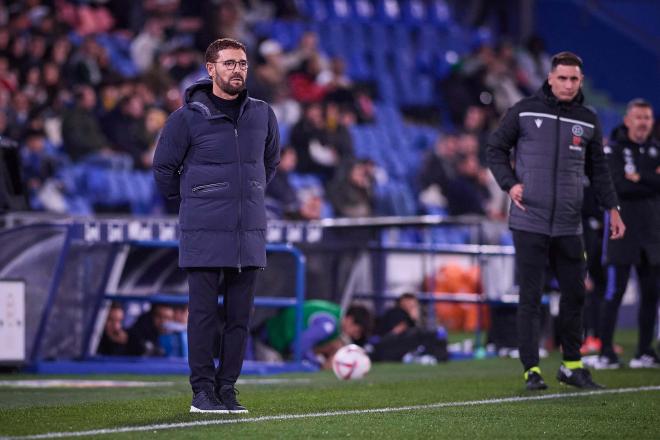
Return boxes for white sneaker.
[594,355,621,370]
[629,354,660,369]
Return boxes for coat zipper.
[549,108,561,235]
[235,125,242,273]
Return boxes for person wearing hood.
[598,99,660,370]
[153,38,280,414]
[487,52,625,391]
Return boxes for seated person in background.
[377,293,421,336]
[327,159,374,218]
[266,146,323,220]
[259,300,372,369]
[126,304,175,356]
[97,303,128,355]
[369,293,448,363]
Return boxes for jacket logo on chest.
[534,118,543,128]
[570,124,584,150]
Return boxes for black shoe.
[525,371,548,391]
[190,390,229,414]
[217,385,248,414]
[557,365,604,389]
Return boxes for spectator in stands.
[266,146,322,220]
[141,107,168,168]
[484,42,525,114]
[153,38,280,414]
[419,134,459,211]
[168,46,202,84]
[487,51,625,391]
[290,102,341,181]
[97,303,128,356]
[599,99,660,369]
[101,95,149,169]
[126,303,175,357]
[20,129,67,212]
[130,17,165,73]
[324,101,355,159]
[327,159,374,218]
[462,105,491,164]
[288,54,329,104]
[443,152,491,216]
[67,36,108,86]
[61,85,114,162]
[250,39,288,103]
[517,35,552,93]
[282,31,329,73]
[269,84,301,126]
[259,300,373,369]
[6,91,31,141]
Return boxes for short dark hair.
[626,98,653,113]
[396,292,418,306]
[205,38,247,63]
[345,304,373,338]
[551,51,583,70]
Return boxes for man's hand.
[609,208,625,240]
[625,172,640,182]
[508,183,526,211]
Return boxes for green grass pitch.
[1,331,659,439]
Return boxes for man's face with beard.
[206,47,248,98]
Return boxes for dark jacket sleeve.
[606,143,648,198]
[585,121,619,209]
[264,106,281,184]
[486,106,520,192]
[153,109,190,200]
[639,152,660,192]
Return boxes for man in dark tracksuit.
[598,99,660,369]
[153,38,280,413]
[487,52,625,390]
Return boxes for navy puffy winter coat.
[153,79,280,268]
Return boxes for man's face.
[547,64,583,102]
[152,306,174,334]
[105,308,124,335]
[207,48,248,96]
[341,316,363,341]
[624,106,654,143]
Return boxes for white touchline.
[4,386,660,440]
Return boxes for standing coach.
[154,38,280,413]
[598,99,660,369]
[487,51,625,391]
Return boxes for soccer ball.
[332,344,371,380]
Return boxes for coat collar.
[185,78,249,120]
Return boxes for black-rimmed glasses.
[217,60,248,71]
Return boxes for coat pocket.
[191,181,229,194]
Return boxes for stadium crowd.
[2,0,566,221]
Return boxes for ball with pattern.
[332,344,371,380]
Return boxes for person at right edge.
[487,52,626,391]
[598,99,660,370]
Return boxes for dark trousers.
[583,224,606,338]
[600,260,660,358]
[512,230,586,371]
[187,267,258,394]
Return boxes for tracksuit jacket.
[487,82,619,236]
[604,125,660,265]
